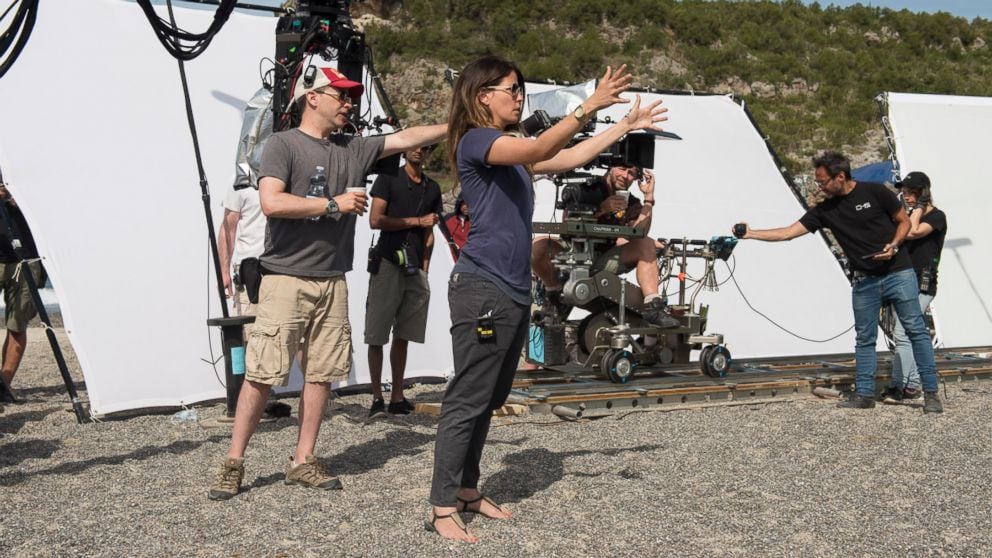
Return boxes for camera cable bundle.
[721,257,854,343]
[0,0,39,79]
[134,0,237,61]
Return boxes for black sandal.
[424,510,472,537]
[457,495,508,519]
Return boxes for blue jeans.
[852,268,938,397]
[890,293,934,391]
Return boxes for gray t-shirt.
[258,129,385,277]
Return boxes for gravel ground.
[2,328,991,557]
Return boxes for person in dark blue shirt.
[426,55,670,543]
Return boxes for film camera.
[521,109,658,215]
[271,1,368,132]
[555,133,656,214]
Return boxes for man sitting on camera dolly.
[531,165,679,328]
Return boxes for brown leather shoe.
[208,457,244,501]
[285,454,343,490]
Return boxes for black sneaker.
[837,393,875,409]
[923,392,943,414]
[641,298,680,328]
[387,398,415,415]
[880,386,903,405]
[902,387,923,401]
[368,398,386,418]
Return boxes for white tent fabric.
[884,92,992,348]
[1,1,861,416]
[0,1,426,415]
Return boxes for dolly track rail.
[512,347,992,415]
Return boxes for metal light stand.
[170,56,255,418]
[206,315,253,418]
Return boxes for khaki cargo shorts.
[2,261,42,332]
[246,274,351,386]
[591,244,633,275]
[364,261,430,345]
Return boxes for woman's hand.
[624,95,668,133]
[585,65,633,112]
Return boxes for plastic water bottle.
[306,165,327,222]
[171,408,198,424]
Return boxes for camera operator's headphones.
[303,64,318,87]
[897,171,932,206]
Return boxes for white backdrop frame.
[881,92,992,349]
[1,1,869,416]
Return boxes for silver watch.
[325,198,340,217]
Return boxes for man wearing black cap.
[736,151,943,413]
[880,171,947,404]
[208,65,447,501]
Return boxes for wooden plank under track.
[512,347,992,413]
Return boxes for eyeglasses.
[484,83,524,98]
[313,89,352,104]
[813,176,835,187]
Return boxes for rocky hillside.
[350,0,992,179]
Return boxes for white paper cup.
[346,186,367,195]
[615,190,630,202]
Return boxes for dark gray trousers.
[429,273,529,506]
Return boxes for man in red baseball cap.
[208,63,446,501]
[291,66,364,106]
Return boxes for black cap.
[897,171,930,190]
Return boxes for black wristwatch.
[325,198,340,217]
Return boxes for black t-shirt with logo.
[370,170,442,266]
[907,208,947,294]
[0,202,39,263]
[798,181,912,275]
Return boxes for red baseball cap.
[292,66,364,106]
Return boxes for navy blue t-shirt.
[452,128,533,304]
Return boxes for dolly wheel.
[601,349,636,384]
[699,345,716,375]
[702,345,732,378]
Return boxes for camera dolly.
[529,218,738,383]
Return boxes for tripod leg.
[12,263,86,422]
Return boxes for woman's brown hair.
[446,56,525,186]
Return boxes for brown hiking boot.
[923,391,944,414]
[285,454,343,490]
[208,457,244,501]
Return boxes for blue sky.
[802,1,992,20]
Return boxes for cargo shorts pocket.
[306,321,352,382]
[328,322,354,374]
[246,321,291,383]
